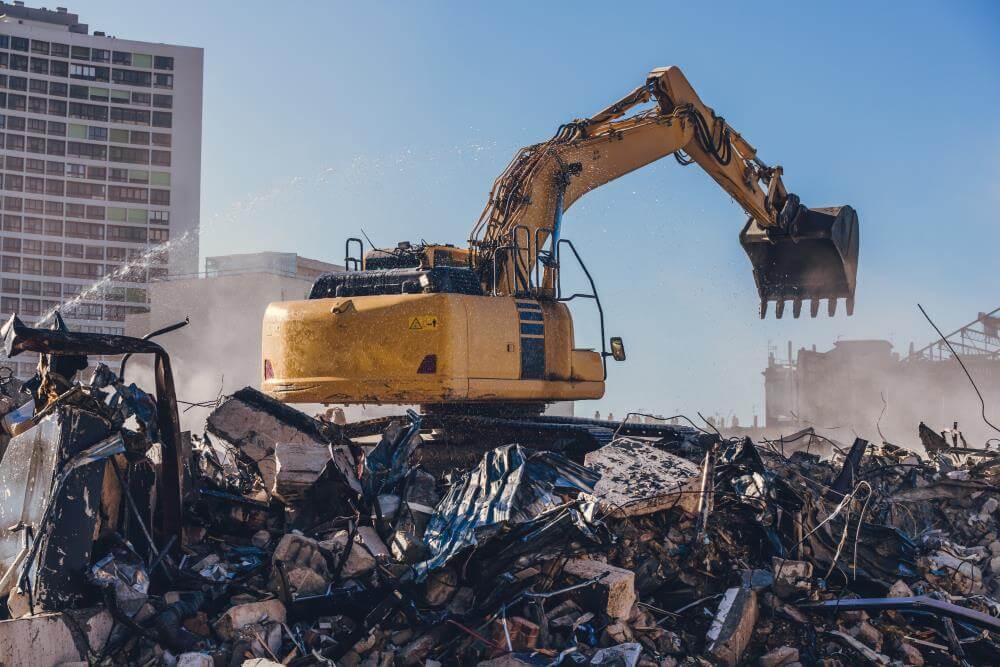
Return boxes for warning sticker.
[407,315,440,331]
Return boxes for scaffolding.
[907,306,1000,361]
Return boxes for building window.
[130,131,150,145]
[70,85,88,100]
[7,76,27,91]
[2,215,21,232]
[29,58,48,75]
[29,79,47,94]
[20,299,41,316]
[149,189,170,205]
[87,126,108,141]
[110,107,150,126]
[30,40,50,55]
[85,246,104,260]
[24,176,43,193]
[46,139,65,156]
[154,73,173,89]
[153,55,174,71]
[66,163,86,179]
[65,221,105,240]
[109,145,149,165]
[26,158,45,173]
[47,99,67,116]
[0,297,18,313]
[11,37,29,52]
[51,43,69,58]
[151,111,172,128]
[22,258,42,276]
[43,219,62,236]
[45,179,64,196]
[42,282,61,297]
[68,102,109,122]
[66,181,106,200]
[49,82,68,97]
[9,55,28,72]
[47,121,66,135]
[152,94,172,109]
[7,93,26,111]
[150,150,171,166]
[112,69,151,87]
[1,257,20,273]
[109,168,128,183]
[50,60,68,78]
[45,162,64,177]
[149,228,169,243]
[130,92,151,106]
[70,64,98,80]
[108,186,148,204]
[2,238,19,252]
[26,136,45,154]
[67,141,108,160]
[86,166,106,180]
[112,51,132,66]
[151,133,171,147]
[26,118,46,134]
[91,49,110,63]
[23,217,42,234]
[22,239,42,255]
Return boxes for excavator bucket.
[740,205,859,318]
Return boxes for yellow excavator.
[261,66,858,446]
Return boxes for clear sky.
[79,0,999,422]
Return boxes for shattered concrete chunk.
[0,608,113,666]
[273,441,333,502]
[562,558,637,621]
[583,438,702,516]
[176,653,213,667]
[759,646,799,667]
[591,642,642,667]
[705,587,758,667]
[771,557,813,598]
[214,599,286,640]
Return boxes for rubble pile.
[2,317,1000,664]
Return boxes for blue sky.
[82,1,1000,421]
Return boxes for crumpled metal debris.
[3,318,1000,666]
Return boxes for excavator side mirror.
[609,337,626,362]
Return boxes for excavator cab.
[741,204,859,319]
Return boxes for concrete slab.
[0,607,113,666]
[583,438,702,516]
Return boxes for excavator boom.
[470,66,859,317]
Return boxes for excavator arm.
[469,66,859,318]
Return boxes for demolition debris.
[2,315,1000,665]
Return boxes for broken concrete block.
[207,387,359,494]
[273,441,333,502]
[356,526,389,560]
[477,656,534,667]
[705,587,758,667]
[285,567,328,596]
[176,653,213,667]
[771,557,813,598]
[760,646,799,667]
[0,607,113,666]
[562,559,636,621]
[583,438,702,516]
[272,533,329,575]
[321,530,376,578]
[888,579,914,598]
[898,642,924,666]
[243,660,284,667]
[214,599,287,640]
[591,642,642,667]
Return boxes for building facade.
[0,2,202,376]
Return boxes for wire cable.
[918,303,1000,436]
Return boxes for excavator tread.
[341,413,700,456]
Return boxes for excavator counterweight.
[741,204,859,318]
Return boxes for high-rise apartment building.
[0,2,202,376]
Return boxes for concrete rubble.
[3,317,1000,663]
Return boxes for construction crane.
[261,66,859,448]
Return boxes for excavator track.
[342,413,701,467]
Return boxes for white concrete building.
[0,2,202,376]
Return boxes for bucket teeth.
[759,300,768,319]
[828,298,837,317]
[846,296,855,316]
[810,299,819,318]
[792,299,802,319]
[775,299,785,319]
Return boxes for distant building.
[124,253,342,418]
[0,3,203,377]
[764,308,1000,446]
